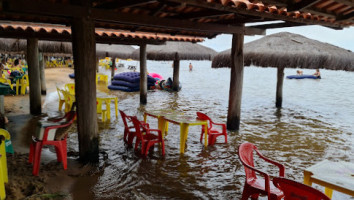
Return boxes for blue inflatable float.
[286,75,321,79]
[108,72,156,92]
[69,73,75,79]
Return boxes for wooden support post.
[27,38,42,115]
[96,56,99,73]
[172,58,180,91]
[139,44,147,104]
[276,67,284,108]
[227,33,244,131]
[39,53,46,95]
[111,57,115,80]
[71,17,99,163]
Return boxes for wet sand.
[4,67,99,200]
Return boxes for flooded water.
[48,61,354,199]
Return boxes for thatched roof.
[212,32,354,71]
[96,44,135,59]
[131,41,216,61]
[0,39,135,58]
[0,38,24,54]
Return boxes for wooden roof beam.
[1,0,265,35]
[94,0,157,9]
[336,11,354,22]
[164,0,344,28]
[286,0,321,12]
[171,10,229,20]
[333,0,354,7]
[247,21,306,29]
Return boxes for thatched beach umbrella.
[212,32,354,71]
[132,41,216,90]
[212,32,354,107]
[96,44,135,79]
[96,44,135,60]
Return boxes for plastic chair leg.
[127,134,135,147]
[32,143,43,176]
[0,162,5,200]
[55,146,63,162]
[0,142,7,183]
[161,140,165,156]
[60,141,68,170]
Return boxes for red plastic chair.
[238,142,285,200]
[273,177,330,200]
[28,110,76,176]
[119,110,149,147]
[130,116,165,156]
[196,112,227,145]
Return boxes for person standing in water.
[189,63,193,72]
[313,69,321,78]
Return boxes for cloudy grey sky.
[201,25,354,52]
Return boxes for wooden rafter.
[164,0,344,28]
[94,0,157,9]
[287,0,321,12]
[171,10,229,20]
[336,11,354,21]
[248,21,308,29]
[1,0,265,35]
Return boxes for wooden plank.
[71,17,99,163]
[287,0,321,11]
[276,67,284,108]
[2,0,265,35]
[172,59,180,91]
[27,38,42,115]
[94,0,156,9]
[336,11,354,22]
[165,0,344,28]
[140,44,147,105]
[248,22,306,29]
[227,33,244,131]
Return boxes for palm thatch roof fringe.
[212,32,354,71]
[96,44,135,59]
[131,41,216,61]
[0,39,135,59]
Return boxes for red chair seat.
[273,177,330,200]
[28,110,76,176]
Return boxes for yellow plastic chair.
[96,98,108,122]
[20,74,29,95]
[0,77,13,90]
[56,87,66,111]
[65,83,75,95]
[0,129,10,200]
[62,90,76,112]
[0,129,10,183]
[96,74,109,85]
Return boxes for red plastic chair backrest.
[130,116,146,141]
[119,110,130,128]
[273,177,330,200]
[238,142,258,180]
[196,112,213,129]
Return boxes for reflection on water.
[47,61,353,199]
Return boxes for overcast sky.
[201,25,354,53]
